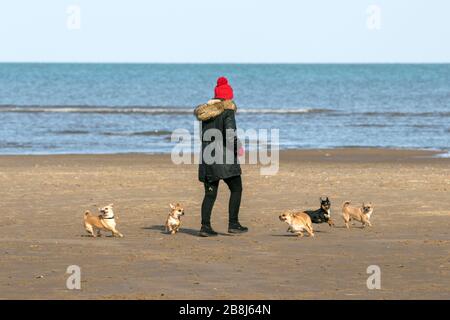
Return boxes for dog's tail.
[84,210,91,217]
[342,201,351,207]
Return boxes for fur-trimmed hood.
[194,99,237,121]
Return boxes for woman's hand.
[238,146,245,157]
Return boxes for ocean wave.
[0,105,193,115]
[101,130,172,137]
[50,129,173,137]
[0,105,332,115]
[353,124,389,128]
[353,124,446,129]
[239,108,331,114]
[354,111,450,117]
[2,105,448,118]
[53,130,90,135]
[0,142,33,149]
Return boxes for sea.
[0,63,449,155]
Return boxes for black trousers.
[201,175,242,226]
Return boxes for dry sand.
[0,149,449,299]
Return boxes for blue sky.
[0,0,449,63]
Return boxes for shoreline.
[0,146,448,158]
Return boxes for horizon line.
[1,61,449,65]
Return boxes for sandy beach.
[0,148,449,299]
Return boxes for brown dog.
[342,201,374,229]
[84,204,123,238]
[279,210,315,237]
[165,203,184,234]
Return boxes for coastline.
[0,148,449,299]
[0,146,448,157]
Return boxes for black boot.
[228,222,248,234]
[199,225,218,237]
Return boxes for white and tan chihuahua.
[165,203,185,234]
[84,203,123,238]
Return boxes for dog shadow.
[271,234,315,238]
[334,225,367,229]
[80,234,116,238]
[143,225,232,237]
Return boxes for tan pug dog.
[165,203,184,234]
[342,201,374,229]
[279,210,315,237]
[84,204,123,238]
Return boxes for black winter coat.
[194,100,242,183]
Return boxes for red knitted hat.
[214,77,234,100]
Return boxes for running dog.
[84,204,124,238]
[279,210,315,237]
[165,203,185,234]
[342,201,374,228]
[304,197,335,227]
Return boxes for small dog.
[165,203,184,234]
[279,210,315,237]
[342,201,374,228]
[84,203,123,238]
[304,197,335,227]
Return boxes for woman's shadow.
[143,225,232,237]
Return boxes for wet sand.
[0,149,449,299]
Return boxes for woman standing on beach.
[194,77,248,237]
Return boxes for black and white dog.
[304,197,335,226]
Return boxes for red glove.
[238,146,245,157]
